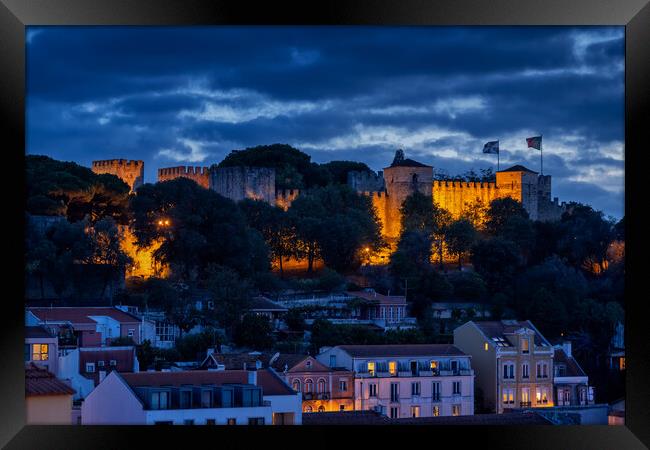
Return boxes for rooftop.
[471,320,551,348]
[393,411,552,425]
[28,307,141,325]
[210,352,276,370]
[553,348,587,377]
[119,369,295,396]
[346,290,406,304]
[25,325,56,339]
[497,164,538,174]
[387,149,432,168]
[25,363,76,397]
[335,344,466,358]
[248,296,288,312]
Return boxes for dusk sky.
[26,26,624,218]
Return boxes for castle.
[92,150,566,244]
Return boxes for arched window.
[317,379,326,393]
[304,405,312,413]
[292,379,301,392]
[318,405,325,412]
[305,379,313,393]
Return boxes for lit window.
[389,361,397,376]
[304,406,313,413]
[522,338,529,354]
[410,406,420,418]
[318,405,325,412]
[452,404,461,416]
[292,379,301,392]
[367,361,375,376]
[433,406,440,417]
[227,418,236,425]
[484,342,489,351]
[86,362,95,373]
[620,357,626,370]
[31,344,49,361]
[430,360,438,371]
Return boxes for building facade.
[454,320,555,414]
[81,369,301,425]
[25,363,76,425]
[316,344,474,419]
[553,342,593,407]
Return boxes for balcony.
[520,401,532,407]
[315,392,331,400]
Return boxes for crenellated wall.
[347,170,385,192]
[158,166,210,188]
[209,166,276,205]
[432,180,502,219]
[92,159,144,192]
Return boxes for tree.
[26,154,130,224]
[445,219,477,269]
[204,264,253,339]
[485,197,529,236]
[175,329,222,361]
[86,217,132,299]
[130,177,269,281]
[284,308,306,332]
[470,237,522,292]
[233,314,275,350]
[320,160,373,185]
[461,199,489,232]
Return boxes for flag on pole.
[482,140,499,154]
[526,135,542,150]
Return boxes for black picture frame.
[1,0,648,448]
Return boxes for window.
[536,362,549,379]
[305,379,313,393]
[452,404,461,416]
[522,363,529,379]
[292,379,301,392]
[484,342,489,351]
[410,360,418,375]
[151,391,169,410]
[536,387,549,404]
[390,383,399,402]
[521,388,530,406]
[317,379,326,393]
[184,419,194,425]
[318,405,325,412]
[502,388,514,404]
[128,329,135,337]
[367,361,376,377]
[410,406,420,418]
[306,360,312,369]
[340,405,346,411]
[411,382,421,396]
[432,382,441,401]
[201,390,212,408]
[227,418,236,425]
[430,360,438,371]
[329,355,337,367]
[304,406,313,413]
[619,357,626,371]
[522,338,530,354]
[110,360,117,366]
[369,383,378,398]
[31,344,49,361]
[248,418,265,425]
[86,362,95,373]
[453,381,461,395]
[339,379,347,392]
[389,361,397,376]
[97,360,105,368]
[206,419,216,425]
[180,390,192,408]
[390,407,399,419]
[492,337,510,347]
[432,406,440,417]
[503,362,515,379]
[451,360,459,374]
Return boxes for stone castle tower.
[92,159,144,193]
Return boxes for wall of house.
[453,322,498,412]
[26,395,73,424]
[263,394,303,425]
[145,405,273,425]
[58,348,96,400]
[25,336,59,375]
[81,371,146,424]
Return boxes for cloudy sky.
[26,26,624,218]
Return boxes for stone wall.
[348,170,385,192]
[275,189,300,211]
[432,181,502,219]
[158,166,210,188]
[209,166,276,205]
[92,159,144,192]
[383,165,434,239]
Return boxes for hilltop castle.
[92,150,566,243]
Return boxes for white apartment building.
[316,345,474,419]
[81,369,302,425]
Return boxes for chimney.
[563,341,572,358]
[247,368,257,386]
[99,370,107,383]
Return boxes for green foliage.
[284,308,307,332]
[445,219,477,268]
[320,160,373,185]
[109,336,136,346]
[447,271,487,301]
[485,197,529,236]
[233,314,275,350]
[130,177,270,281]
[204,265,253,338]
[26,154,130,223]
[175,329,222,361]
[470,237,522,291]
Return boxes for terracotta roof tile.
[28,307,141,325]
[25,363,76,396]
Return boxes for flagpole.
[497,150,500,172]
[540,134,543,175]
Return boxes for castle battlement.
[158,166,209,177]
[432,180,497,189]
[92,159,144,168]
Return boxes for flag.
[526,135,542,150]
[482,140,499,154]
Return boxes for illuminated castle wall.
[158,166,210,188]
[92,159,144,192]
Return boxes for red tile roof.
[119,369,295,396]
[336,344,466,358]
[553,348,587,377]
[25,363,76,396]
[28,307,141,325]
[471,320,551,347]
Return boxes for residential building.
[316,344,474,418]
[25,363,76,424]
[454,320,555,414]
[608,398,625,425]
[271,354,354,413]
[26,307,144,346]
[247,296,288,329]
[81,369,302,425]
[608,321,625,371]
[25,326,58,375]
[346,290,415,330]
[553,342,593,407]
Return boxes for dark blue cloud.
[26,26,624,218]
